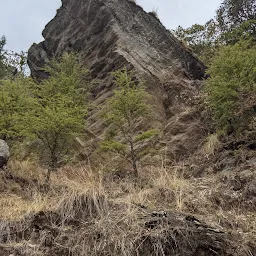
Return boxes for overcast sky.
[0,0,222,52]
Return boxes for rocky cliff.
[28,0,207,163]
[28,0,205,82]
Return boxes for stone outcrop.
[0,140,10,168]
[27,0,208,162]
[28,0,205,83]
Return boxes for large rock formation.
[28,0,207,163]
[0,140,10,168]
[28,0,205,82]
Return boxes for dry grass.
[201,133,220,158]
[8,160,46,182]
[0,161,255,255]
[0,193,54,221]
[149,167,190,212]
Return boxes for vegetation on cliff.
[205,40,256,135]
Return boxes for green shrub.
[205,39,256,135]
[101,68,158,175]
[23,53,88,183]
[0,78,35,140]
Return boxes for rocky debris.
[0,140,9,169]
[151,210,167,218]
[142,213,232,256]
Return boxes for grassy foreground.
[0,160,255,256]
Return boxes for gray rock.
[28,0,206,84]
[0,140,10,168]
[27,42,50,81]
[151,210,167,218]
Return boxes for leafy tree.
[0,36,6,79]
[220,19,256,44]
[205,39,256,135]
[4,50,29,77]
[0,78,35,140]
[101,68,158,176]
[0,36,5,53]
[173,0,256,64]
[173,0,256,138]
[216,0,256,45]
[0,36,29,78]
[24,53,88,183]
[173,20,220,64]
[216,0,256,32]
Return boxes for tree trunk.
[129,140,138,177]
[45,168,51,185]
[45,155,57,186]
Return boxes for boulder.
[0,140,10,168]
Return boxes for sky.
[0,0,222,52]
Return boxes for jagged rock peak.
[28,0,205,83]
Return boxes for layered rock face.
[28,0,207,162]
[28,0,205,82]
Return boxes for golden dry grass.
[0,161,255,255]
[8,160,46,182]
[201,133,220,158]
[0,193,55,221]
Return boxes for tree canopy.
[0,52,88,184]
[173,0,256,64]
[0,78,35,140]
[216,0,256,31]
[205,39,256,134]
[25,53,88,183]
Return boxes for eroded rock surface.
[28,0,205,83]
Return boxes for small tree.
[0,78,35,141]
[24,53,88,183]
[4,50,29,77]
[205,39,256,135]
[101,68,158,176]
